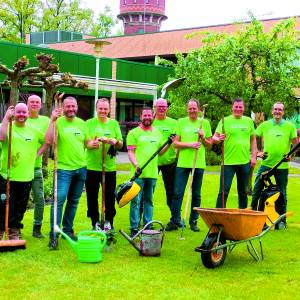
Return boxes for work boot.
[165,222,179,231]
[32,224,44,239]
[48,233,59,250]
[190,221,200,232]
[8,228,21,240]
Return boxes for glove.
[107,145,117,158]
[167,133,176,145]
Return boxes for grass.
[0,172,300,299]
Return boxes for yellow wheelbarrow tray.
[193,208,289,268]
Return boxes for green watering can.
[55,225,107,263]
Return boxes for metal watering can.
[119,221,165,256]
[55,225,107,263]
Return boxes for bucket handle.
[141,220,165,233]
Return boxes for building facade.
[118,0,167,35]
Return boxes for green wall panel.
[0,40,174,97]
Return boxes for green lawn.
[0,173,299,300]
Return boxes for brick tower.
[118,0,167,35]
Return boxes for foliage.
[90,5,118,38]
[38,0,93,33]
[0,172,300,299]
[0,0,40,43]
[159,17,300,127]
[0,0,118,43]
[206,149,222,166]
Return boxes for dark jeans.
[85,170,116,226]
[158,161,177,210]
[170,167,204,225]
[0,175,32,229]
[251,165,288,211]
[50,167,86,234]
[216,163,250,209]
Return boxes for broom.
[0,117,26,251]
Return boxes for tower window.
[157,0,159,5]
[123,0,126,4]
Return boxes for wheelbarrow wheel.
[201,233,227,268]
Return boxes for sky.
[83,0,300,34]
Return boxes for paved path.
[116,151,300,176]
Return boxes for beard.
[142,119,153,127]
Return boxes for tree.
[0,53,88,110]
[0,0,41,43]
[0,54,58,105]
[90,5,118,38]
[159,17,300,127]
[0,0,118,43]
[38,0,94,33]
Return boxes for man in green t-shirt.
[46,96,89,250]
[165,99,212,232]
[153,98,177,212]
[212,98,257,209]
[85,98,123,231]
[127,107,164,237]
[0,103,44,240]
[251,102,297,220]
[27,94,49,238]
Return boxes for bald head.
[14,102,29,125]
[27,94,42,116]
[154,98,168,120]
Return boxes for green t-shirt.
[57,117,87,170]
[127,126,162,179]
[215,115,255,165]
[86,117,122,171]
[0,123,43,181]
[27,115,50,168]
[176,117,212,169]
[256,119,297,169]
[153,117,177,166]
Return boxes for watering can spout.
[54,225,78,251]
[119,229,141,253]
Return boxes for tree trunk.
[9,83,19,105]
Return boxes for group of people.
[0,94,297,249]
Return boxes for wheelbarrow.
[119,221,165,256]
[193,208,290,268]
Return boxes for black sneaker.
[165,222,179,231]
[130,229,139,238]
[32,224,44,239]
[62,231,78,241]
[190,222,200,232]
[48,235,59,250]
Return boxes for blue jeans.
[170,167,204,225]
[130,178,157,230]
[32,168,45,226]
[50,167,87,234]
[216,163,250,209]
[251,165,288,211]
